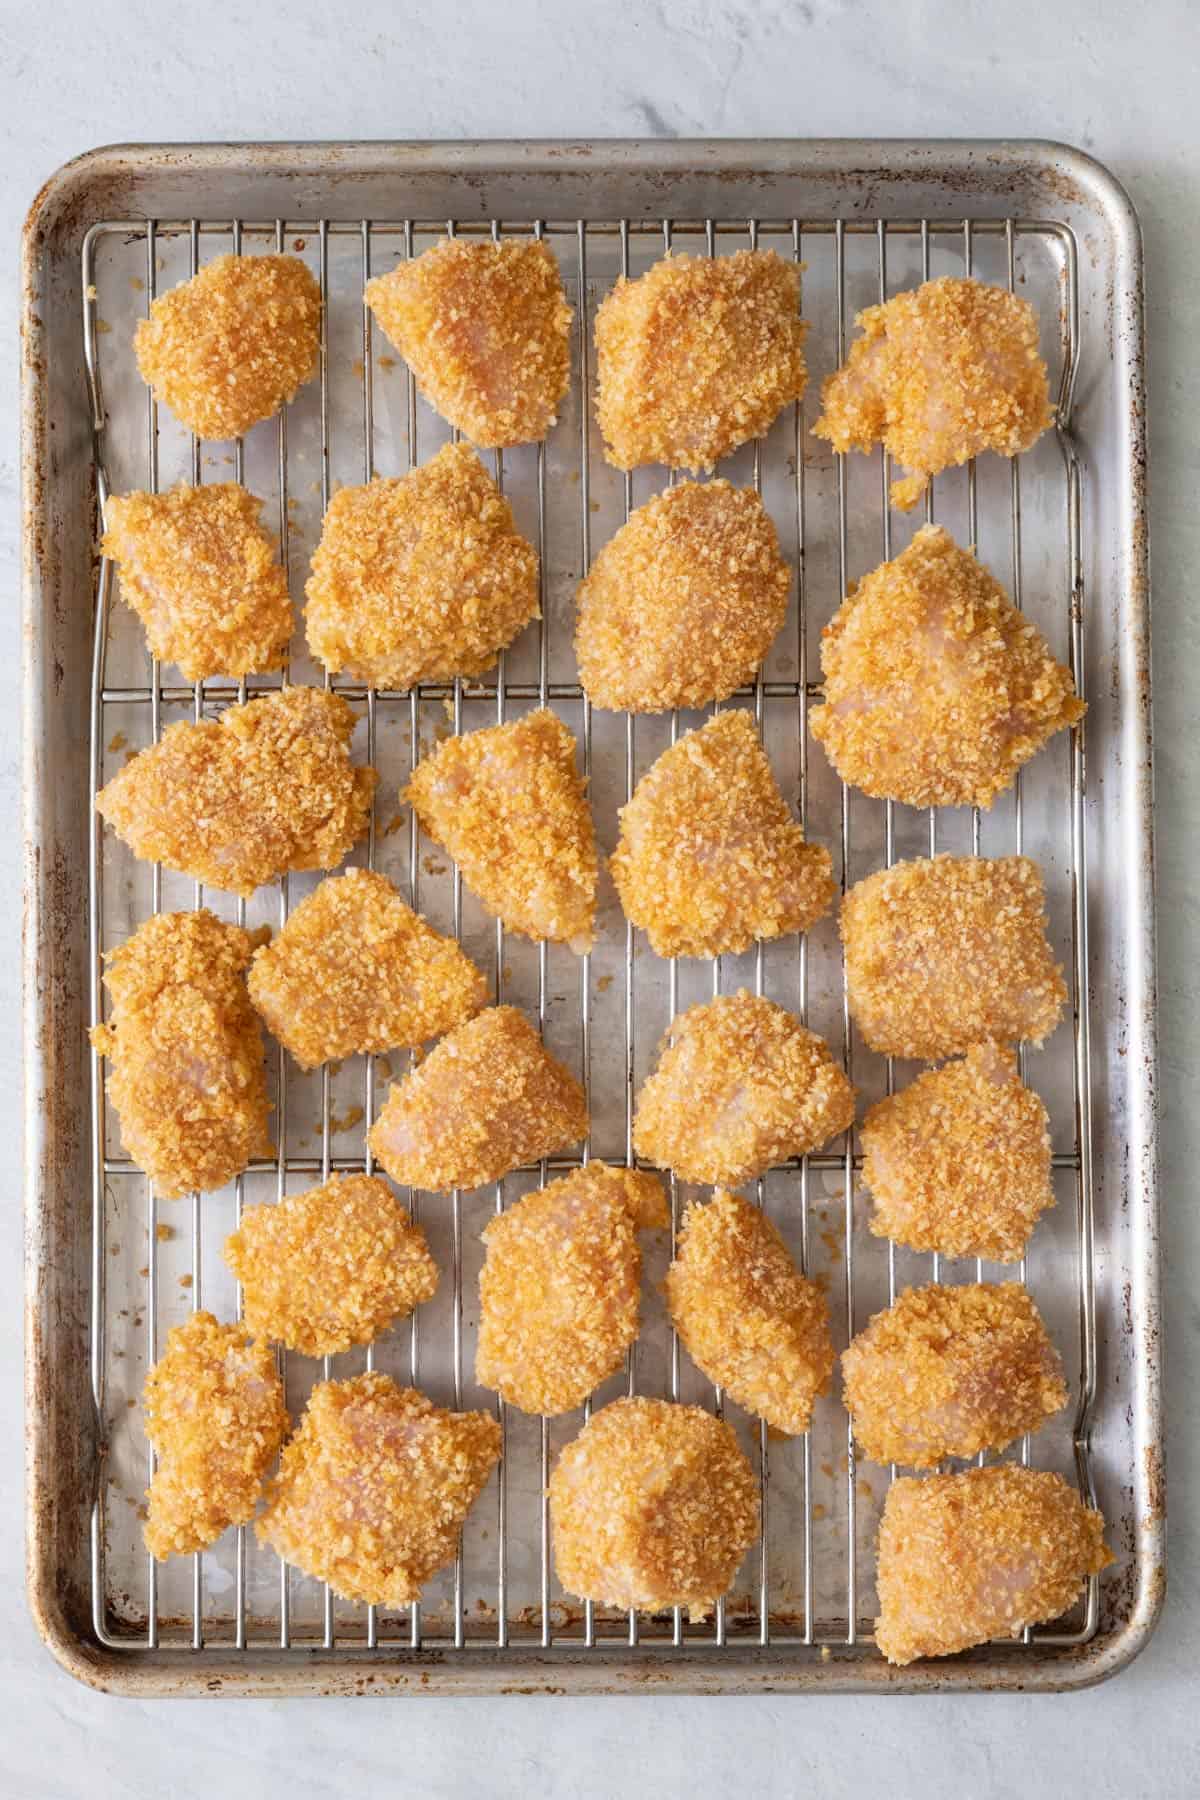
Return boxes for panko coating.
[142,1310,287,1560]
[594,250,807,472]
[842,1282,1068,1469]
[102,483,293,682]
[90,909,271,1199]
[247,867,485,1069]
[257,1373,501,1607]
[368,1006,588,1192]
[874,1465,1112,1665]
[664,1190,834,1435]
[861,1042,1055,1262]
[812,276,1053,511]
[134,253,321,440]
[404,709,597,952]
[549,1396,759,1619]
[97,686,377,898]
[364,236,572,447]
[633,991,854,1187]
[224,1173,438,1357]
[810,525,1084,809]
[304,443,539,690]
[574,481,790,713]
[840,854,1066,1060]
[611,710,833,958]
[476,1162,668,1416]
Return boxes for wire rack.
[81,205,1096,1662]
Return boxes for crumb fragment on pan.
[257,1373,501,1606]
[575,480,790,712]
[595,250,807,471]
[611,710,832,957]
[247,867,485,1068]
[102,483,293,681]
[96,686,377,897]
[405,709,597,951]
[839,854,1066,1059]
[476,1162,668,1416]
[664,1190,834,1435]
[224,1172,438,1357]
[842,1281,1068,1468]
[874,1464,1112,1665]
[134,253,321,439]
[142,1310,287,1560]
[304,443,539,689]
[365,236,572,447]
[90,909,271,1199]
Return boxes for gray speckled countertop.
[5,3,1195,1794]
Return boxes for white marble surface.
[4,2,1196,1794]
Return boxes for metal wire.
[82,210,1096,1658]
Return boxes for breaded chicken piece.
[97,686,377,898]
[404,709,597,952]
[142,1310,287,1560]
[224,1173,438,1357]
[247,867,484,1069]
[664,1190,834,1435]
[811,526,1084,809]
[861,1042,1054,1261]
[102,483,293,682]
[257,1373,501,1607]
[843,1283,1068,1469]
[364,236,572,447]
[368,1006,588,1192]
[90,910,271,1199]
[611,711,833,957]
[549,1396,759,1619]
[134,253,321,440]
[575,481,790,713]
[304,444,539,690]
[595,250,807,472]
[813,277,1053,512]
[840,855,1066,1060]
[476,1163,668,1416]
[633,991,854,1187]
[874,1465,1112,1665]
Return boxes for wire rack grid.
[80,204,1096,1663]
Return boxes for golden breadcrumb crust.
[90,909,271,1199]
[364,236,572,447]
[476,1162,668,1416]
[142,1310,287,1560]
[304,443,539,689]
[134,253,321,440]
[97,686,377,898]
[812,276,1053,511]
[861,1042,1055,1261]
[549,1396,759,1619]
[611,710,833,958]
[224,1172,438,1357]
[368,1006,589,1193]
[103,483,293,682]
[247,867,485,1069]
[840,854,1066,1060]
[595,250,807,472]
[257,1373,501,1606]
[664,1190,834,1435]
[575,480,790,713]
[842,1281,1068,1468]
[811,525,1084,809]
[874,1464,1112,1665]
[405,709,597,951]
[633,990,854,1186]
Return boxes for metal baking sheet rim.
[20,138,1162,1696]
